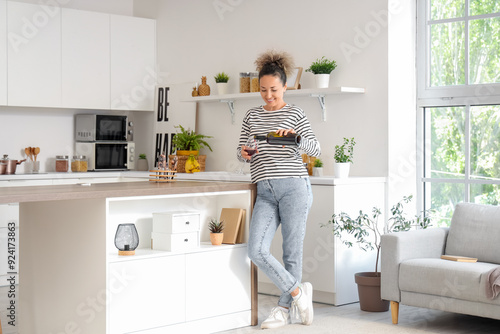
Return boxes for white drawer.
[152,212,200,233]
[151,231,200,252]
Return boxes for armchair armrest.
[381,227,449,302]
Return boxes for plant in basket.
[171,125,212,173]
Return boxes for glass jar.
[239,72,250,93]
[71,155,88,172]
[55,155,69,172]
[250,72,259,92]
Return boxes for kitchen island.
[0,180,257,334]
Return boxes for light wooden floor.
[1,287,498,333]
[224,293,500,333]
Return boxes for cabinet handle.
[184,238,189,242]
[185,221,190,225]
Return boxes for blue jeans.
[248,177,313,308]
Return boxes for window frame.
[417,0,500,217]
[417,0,500,103]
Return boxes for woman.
[237,50,321,329]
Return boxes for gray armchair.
[381,203,500,324]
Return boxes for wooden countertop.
[0,180,256,204]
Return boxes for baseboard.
[137,310,252,333]
[258,282,359,306]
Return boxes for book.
[235,209,246,244]
[441,255,478,263]
[220,208,244,245]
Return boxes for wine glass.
[236,137,258,174]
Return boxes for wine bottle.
[254,132,302,146]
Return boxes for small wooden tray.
[149,169,177,183]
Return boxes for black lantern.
[114,223,139,255]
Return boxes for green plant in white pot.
[305,56,337,88]
[214,72,230,95]
[312,158,324,177]
[321,195,432,312]
[333,137,355,178]
[137,153,148,171]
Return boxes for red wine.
[245,149,257,156]
[254,132,301,146]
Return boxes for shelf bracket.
[310,94,326,122]
[220,99,236,124]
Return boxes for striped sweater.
[237,104,321,183]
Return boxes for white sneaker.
[261,306,290,329]
[291,282,314,325]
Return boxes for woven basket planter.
[169,155,206,173]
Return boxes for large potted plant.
[305,56,337,88]
[214,72,230,95]
[334,137,355,178]
[171,125,213,173]
[321,195,432,312]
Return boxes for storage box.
[151,231,200,251]
[152,211,201,234]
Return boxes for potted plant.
[208,218,225,245]
[321,195,432,312]
[171,125,213,173]
[172,125,213,155]
[137,153,148,171]
[305,56,337,88]
[214,72,230,95]
[334,137,355,178]
[312,158,324,177]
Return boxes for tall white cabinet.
[61,8,110,109]
[0,0,6,105]
[110,15,156,111]
[7,1,62,107]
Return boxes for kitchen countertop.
[0,180,255,204]
[0,170,386,186]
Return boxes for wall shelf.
[182,86,365,123]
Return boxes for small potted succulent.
[305,56,337,88]
[334,137,355,178]
[312,158,324,177]
[208,218,225,245]
[137,153,148,171]
[214,72,230,95]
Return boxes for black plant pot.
[354,272,390,312]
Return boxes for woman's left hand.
[275,128,295,136]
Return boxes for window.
[417,0,500,226]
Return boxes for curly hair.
[254,50,295,86]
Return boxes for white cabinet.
[108,245,250,334]
[110,15,156,111]
[108,255,186,334]
[7,1,61,107]
[61,8,110,109]
[0,0,6,105]
[185,247,251,321]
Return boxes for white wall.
[135,0,392,177]
[387,0,417,207]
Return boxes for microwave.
[75,142,135,171]
[75,114,128,142]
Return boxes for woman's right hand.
[241,145,258,160]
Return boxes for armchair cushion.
[399,258,500,305]
[445,203,500,263]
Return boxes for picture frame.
[286,67,303,90]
